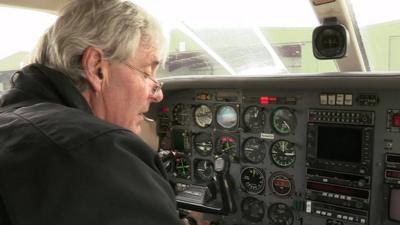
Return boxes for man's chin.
[131,123,142,135]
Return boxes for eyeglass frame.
[121,61,163,95]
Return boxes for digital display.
[317,126,362,163]
[387,154,400,163]
[389,189,400,222]
[386,170,400,179]
[307,181,369,199]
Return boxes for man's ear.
[81,47,104,92]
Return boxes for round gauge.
[175,156,191,179]
[216,105,238,129]
[271,107,297,135]
[270,140,296,168]
[158,150,175,173]
[240,167,265,194]
[267,203,294,225]
[159,135,172,150]
[194,105,213,128]
[216,135,238,161]
[241,197,265,222]
[172,103,190,125]
[268,172,294,198]
[243,106,265,131]
[243,137,267,164]
[194,159,214,182]
[193,133,213,156]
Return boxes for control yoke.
[175,154,236,215]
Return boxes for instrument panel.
[150,75,400,225]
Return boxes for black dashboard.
[148,74,400,225]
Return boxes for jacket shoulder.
[0,102,128,151]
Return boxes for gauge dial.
[175,156,191,179]
[270,140,296,168]
[172,103,190,125]
[172,129,191,153]
[243,106,265,131]
[240,167,265,194]
[194,159,214,182]
[216,135,238,161]
[216,105,238,129]
[271,107,297,134]
[193,133,213,156]
[268,203,294,225]
[241,197,265,222]
[269,172,294,198]
[158,150,176,173]
[194,105,213,128]
[243,137,267,164]
[159,134,172,150]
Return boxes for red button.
[392,113,400,127]
[259,96,269,105]
[161,106,169,113]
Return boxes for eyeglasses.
[122,61,163,95]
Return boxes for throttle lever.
[214,155,236,214]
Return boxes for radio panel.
[306,109,374,225]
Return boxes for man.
[0,0,183,224]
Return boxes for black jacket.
[0,64,182,225]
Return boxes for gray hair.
[32,0,167,91]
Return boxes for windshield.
[1,0,400,80]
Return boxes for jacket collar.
[0,63,92,114]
